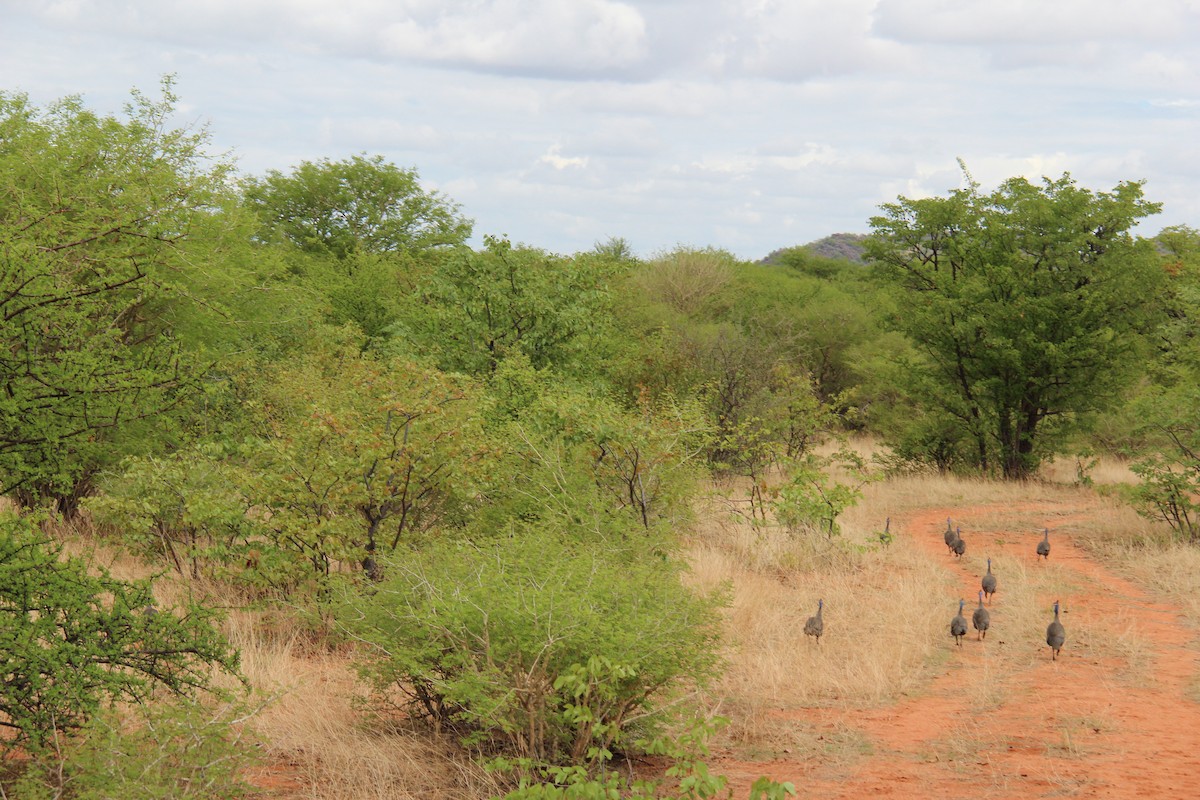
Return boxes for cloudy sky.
[2,1,1198,259]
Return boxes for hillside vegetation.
[2,82,1199,799]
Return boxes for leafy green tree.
[630,247,737,317]
[243,331,492,581]
[87,442,261,581]
[403,236,622,376]
[772,450,872,539]
[0,513,238,750]
[0,80,237,512]
[241,153,471,259]
[491,357,710,534]
[1121,226,1200,541]
[866,170,1164,478]
[8,697,261,800]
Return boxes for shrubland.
[1,82,1198,799]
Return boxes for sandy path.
[714,499,1200,799]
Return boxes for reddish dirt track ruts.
[713,499,1200,799]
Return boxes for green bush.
[0,513,239,749]
[87,443,260,581]
[343,526,725,784]
[5,697,262,799]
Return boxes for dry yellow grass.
[34,516,493,800]
[684,459,1174,752]
[13,444,1195,796]
[1039,453,1138,486]
[226,607,495,800]
[685,477,957,749]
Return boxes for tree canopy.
[866,171,1164,478]
[0,79,238,511]
[241,153,472,259]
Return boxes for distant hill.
[760,233,868,265]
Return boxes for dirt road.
[715,499,1200,799]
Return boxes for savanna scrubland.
[2,81,1199,799]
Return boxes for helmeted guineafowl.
[1037,528,1051,560]
[972,591,990,640]
[1046,600,1066,660]
[952,528,966,558]
[981,558,997,603]
[804,599,824,644]
[950,599,967,646]
[944,518,957,553]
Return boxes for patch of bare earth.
[711,495,1200,799]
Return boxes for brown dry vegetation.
[23,451,1200,799]
[694,454,1200,798]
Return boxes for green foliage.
[0,513,239,749]
[241,331,492,581]
[5,697,261,800]
[495,716,795,799]
[1123,382,1200,542]
[344,527,725,783]
[497,365,711,535]
[1126,455,1198,542]
[0,79,238,510]
[87,442,260,581]
[867,169,1164,478]
[589,236,639,264]
[631,247,738,317]
[772,450,872,538]
[241,153,471,259]
[611,249,871,480]
[1117,226,1200,541]
[765,244,862,281]
[401,236,623,377]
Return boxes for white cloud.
[540,144,589,170]
[872,0,1199,46]
[1151,98,1200,109]
[2,0,1198,258]
[15,0,650,78]
[718,0,910,79]
[378,0,648,74]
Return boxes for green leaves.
[0,79,238,507]
[242,153,472,259]
[867,170,1164,478]
[407,236,623,377]
[345,528,724,780]
[0,513,238,749]
[772,450,872,538]
[242,332,493,578]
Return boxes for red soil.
[713,499,1200,799]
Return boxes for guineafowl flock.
[805,519,1067,660]
[937,520,1065,660]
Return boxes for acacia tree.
[1124,226,1200,541]
[866,171,1163,479]
[241,154,471,259]
[0,80,235,512]
[242,333,491,582]
[409,235,621,376]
